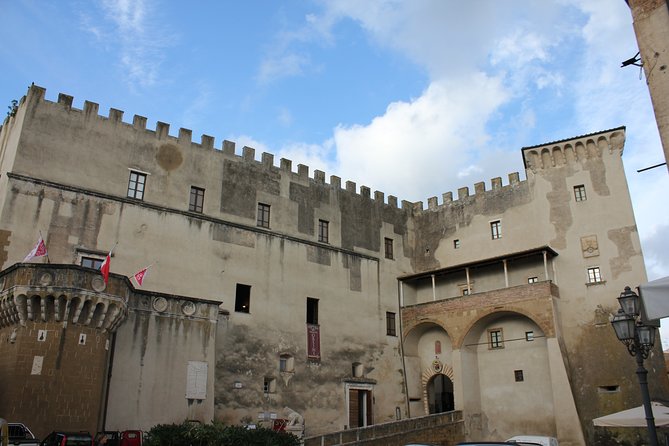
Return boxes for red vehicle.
[93,431,142,446]
[39,432,92,446]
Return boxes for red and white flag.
[23,236,48,262]
[99,243,117,285]
[132,265,151,287]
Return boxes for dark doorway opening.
[427,374,454,414]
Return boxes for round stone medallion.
[91,276,106,292]
[39,272,53,286]
[152,296,168,313]
[181,301,196,316]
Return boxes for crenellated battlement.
[412,172,526,213]
[521,126,626,172]
[13,86,625,219]
[20,86,415,211]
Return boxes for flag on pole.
[132,265,151,287]
[99,243,117,285]
[23,236,48,262]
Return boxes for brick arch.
[421,364,455,415]
[402,317,448,340]
[453,306,553,349]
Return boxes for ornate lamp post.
[610,286,659,446]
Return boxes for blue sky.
[2,1,669,337]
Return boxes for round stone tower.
[0,264,128,439]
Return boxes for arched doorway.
[427,373,454,413]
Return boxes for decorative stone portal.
[422,362,454,415]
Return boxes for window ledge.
[343,377,377,385]
[586,280,607,287]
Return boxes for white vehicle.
[507,435,559,446]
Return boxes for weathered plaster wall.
[106,293,218,430]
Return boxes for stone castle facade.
[0,85,666,445]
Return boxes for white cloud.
[257,52,310,85]
[82,0,173,88]
[332,74,509,200]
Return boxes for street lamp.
[610,286,659,446]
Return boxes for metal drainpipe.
[100,331,117,432]
[397,279,410,418]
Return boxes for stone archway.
[421,362,454,414]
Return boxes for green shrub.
[144,421,300,446]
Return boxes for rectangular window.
[525,331,534,341]
[588,266,602,283]
[81,256,103,269]
[489,328,504,349]
[453,239,460,249]
[263,377,276,394]
[514,370,524,382]
[574,185,587,202]
[528,277,539,284]
[257,203,270,228]
[459,284,472,296]
[307,298,319,325]
[384,238,394,259]
[318,220,329,243]
[490,220,502,240]
[127,171,147,200]
[386,312,396,336]
[189,186,205,213]
[279,354,294,372]
[235,283,251,313]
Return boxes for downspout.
[100,331,117,432]
[398,279,410,418]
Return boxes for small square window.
[514,370,524,382]
[386,312,396,336]
[587,267,602,283]
[235,283,251,313]
[459,284,472,296]
[574,185,587,202]
[525,331,534,341]
[490,220,502,240]
[528,277,539,284]
[384,238,394,259]
[453,239,460,249]
[488,328,504,349]
[127,171,146,200]
[318,220,329,243]
[189,186,205,213]
[257,203,270,228]
[81,256,103,270]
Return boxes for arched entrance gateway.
[402,322,455,416]
[427,373,454,414]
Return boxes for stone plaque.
[581,235,599,258]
